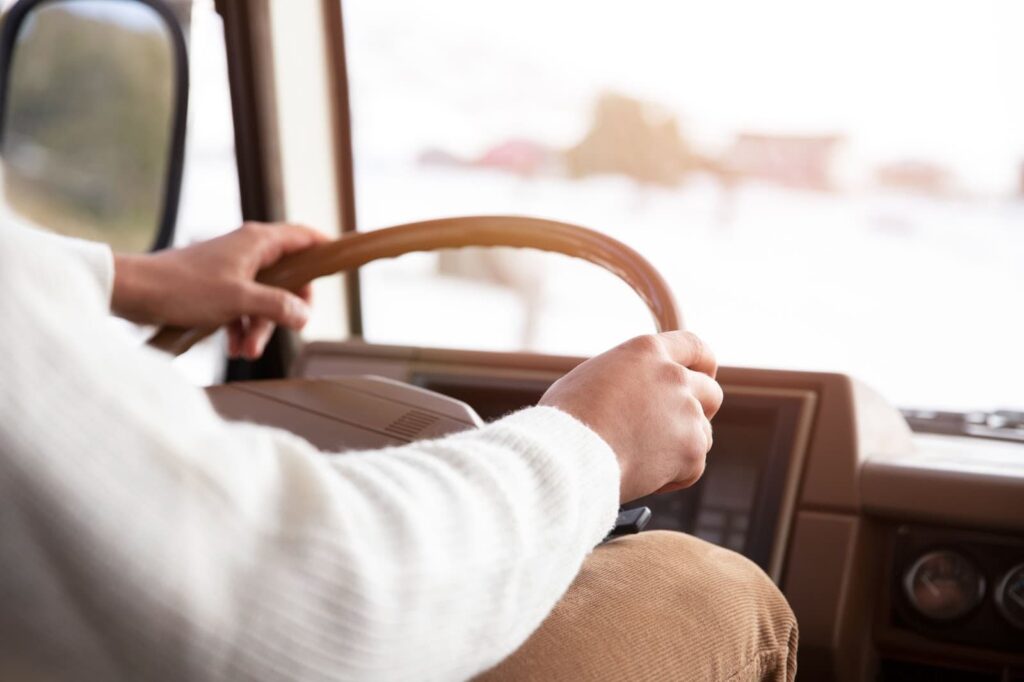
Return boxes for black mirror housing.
[0,0,189,252]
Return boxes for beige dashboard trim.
[861,434,1024,532]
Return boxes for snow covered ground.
[356,162,1024,412]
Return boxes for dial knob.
[903,550,985,621]
[995,563,1024,629]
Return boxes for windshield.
[338,0,1023,411]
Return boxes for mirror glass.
[1,0,177,252]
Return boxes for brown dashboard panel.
[206,375,482,451]
[862,434,1024,533]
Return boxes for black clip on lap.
[602,506,652,543]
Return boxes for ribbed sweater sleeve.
[0,225,621,681]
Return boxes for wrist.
[111,253,159,324]
[493,406,621,542]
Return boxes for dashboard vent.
[385,410,440,440]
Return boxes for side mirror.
[0,0,188,252]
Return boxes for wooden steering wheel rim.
[148,215,683,356]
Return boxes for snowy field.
[356,163,1024,412]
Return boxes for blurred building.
[474,138,560,177]
[875,160,953,197]
[565,93,701,186]
[417,147,463,168]
[418,139,559,178]
[723,133,843,191]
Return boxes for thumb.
[239,282,311,330]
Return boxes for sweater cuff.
[26,229,115,307]
[492,405,621,547]
[66,237,115,307]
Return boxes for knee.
[623,531,798,679]
[480,530,798,681]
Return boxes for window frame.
[215,0,358,379]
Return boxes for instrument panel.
[887,525,1024,653]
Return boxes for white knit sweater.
[0,223,620,681]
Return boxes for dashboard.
[280,339,1024,681]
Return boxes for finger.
[702,416,714,452]
[298,282,313,304]
[243,222,331,269]
[227,319,246,358]
[686,369,725,419]
[653,480,688,495]
[685,394,714,451]
[658,330,717,377]
[241,316,276,360]
[239,282,311,330]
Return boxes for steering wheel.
[148,215,683,356]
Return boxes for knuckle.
[267,289,290,316]
[678,453,707,489]
[682,393,702,416]
[230,285,250,314]
[684,330,705,356]
[660,362,688,385]
[625,333,661,356]
[686,331,717,370]
[242,222,269,239]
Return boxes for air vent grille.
[385,410,440,439]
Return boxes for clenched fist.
[540,331,723,503]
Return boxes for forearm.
[216,410,619,680]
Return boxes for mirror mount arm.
[150,0,190,252]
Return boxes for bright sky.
[345,0,1024,193]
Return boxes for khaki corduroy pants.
[479,530,798,681]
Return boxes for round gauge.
[995,563,1024,629]
[903,550,985,621]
